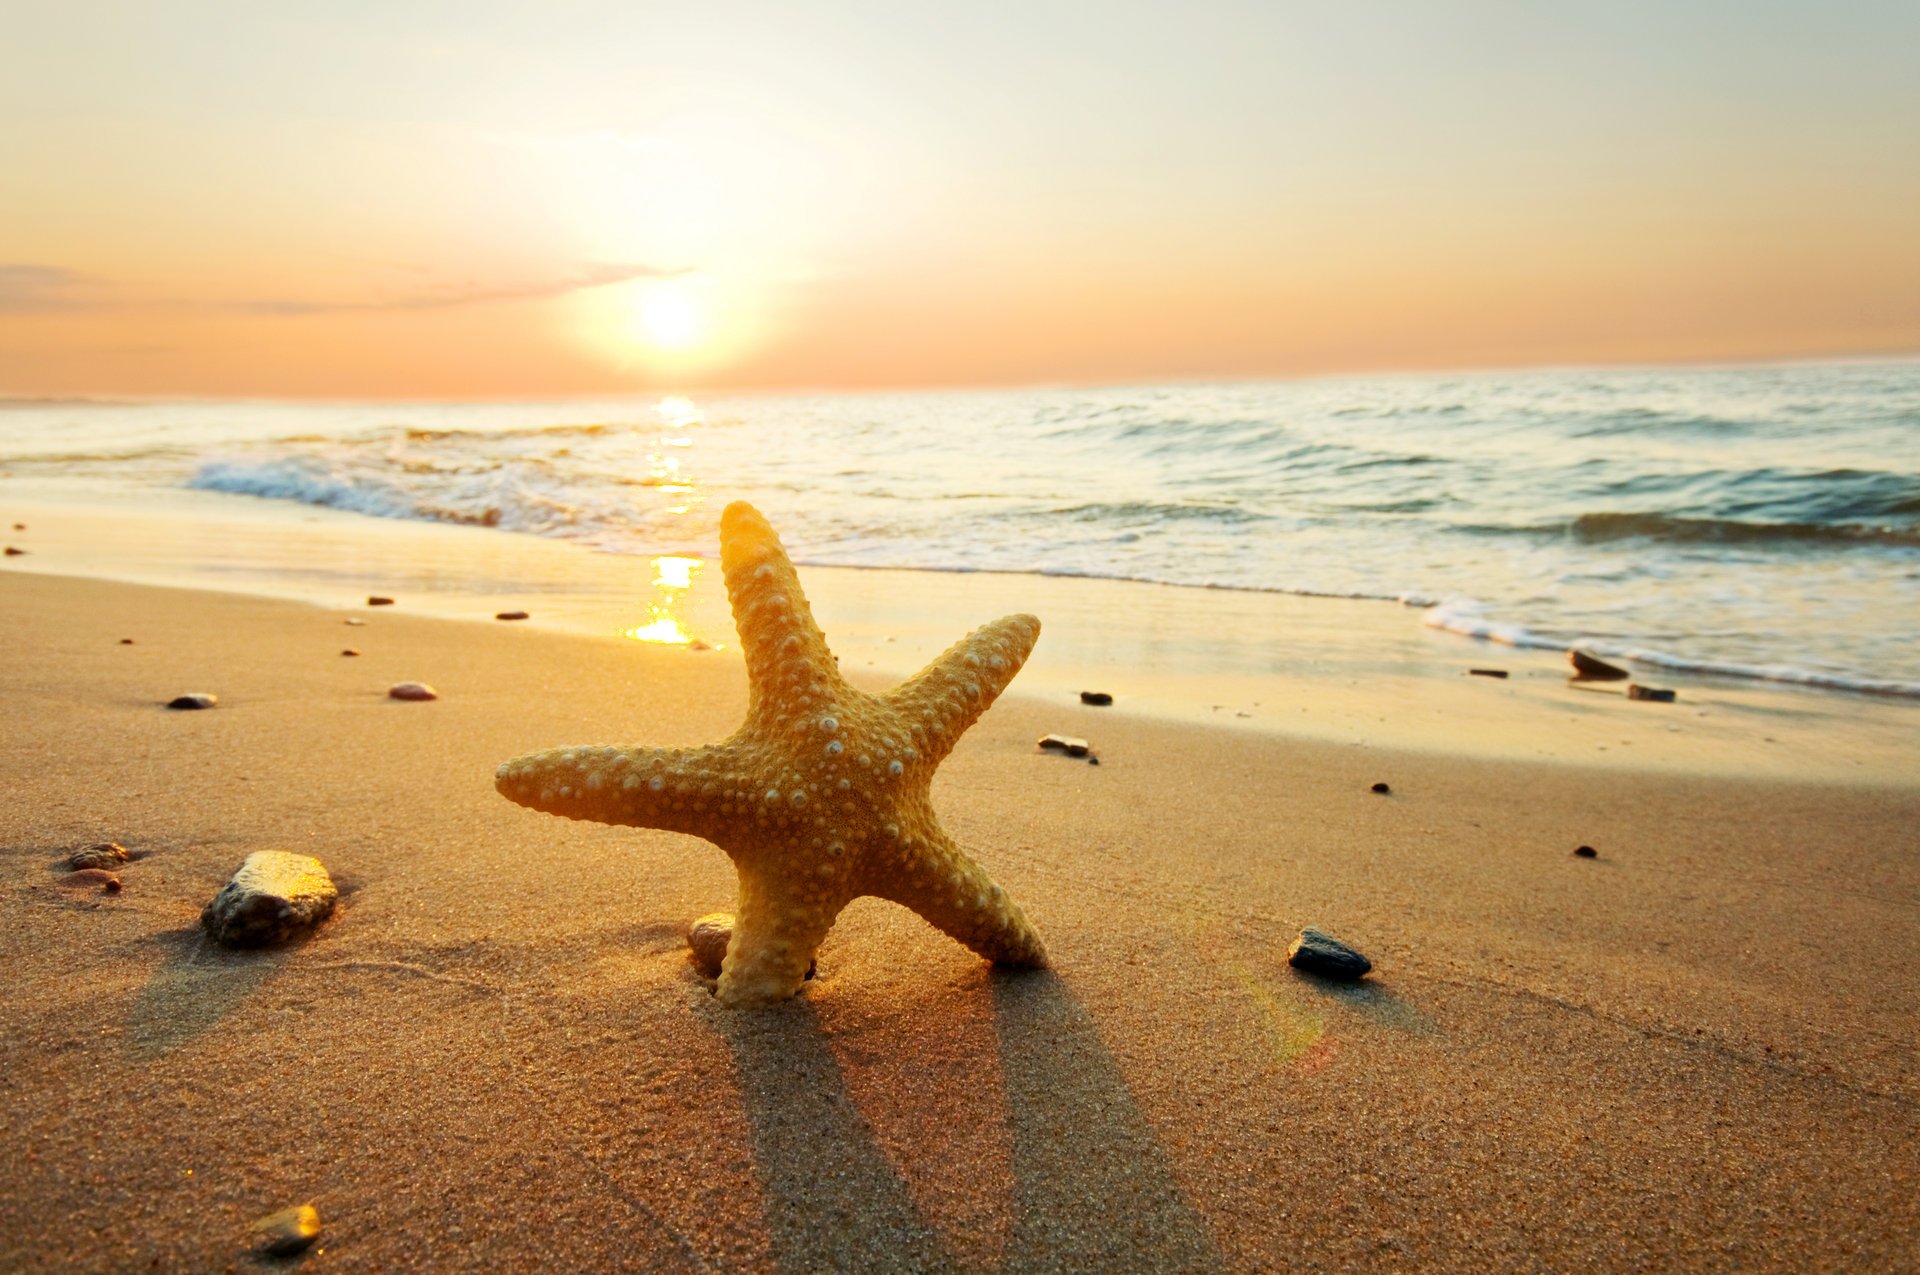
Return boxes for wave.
[1420,599,1920,698]
[1569,511,1920,548]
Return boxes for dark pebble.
[1287,928,1372,980]
[341,648,360,657]
[3,546,25,556]
[1469,668,1509,679]
[1038,734,1090,757]
[367,595,394,606]
[166,693,217,710]
[1627,684,1677,703]
[1370,782,1391,794]
[1574,845,1598,858]
[1569,649,1629,681]
[1079,690,1114,706]
[388,681,438,701]
[69,842,129,870]
[1088,756,1100,766]
[495,610,530,621]
[118,638,134,645]
[10,523,22,531]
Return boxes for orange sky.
[3,2,1916,398]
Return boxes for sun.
[635,282,705,353]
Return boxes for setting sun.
[635,282,705,353]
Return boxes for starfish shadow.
[705,997,958,1272]
[990,969,1221,1271]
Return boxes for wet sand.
[2,570,1916,1271]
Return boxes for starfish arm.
[495,742,754,837]
[720,501,846,725]
[878,829,1048,968]
[717,863,850,1007]
[882,614,1040,765]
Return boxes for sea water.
[2,359,1916,696]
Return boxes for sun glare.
[636,283,705,352]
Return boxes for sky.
[1,0,1916,398]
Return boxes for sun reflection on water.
[622,554,716,647]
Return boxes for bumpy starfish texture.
[495,501,1047,1007]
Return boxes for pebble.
[1287,928,1373,980]
[1574,845,1598,858]
[119,638,134,645]
[1370,782,1391,795]
[388,681,438,701]
[1079,690,1114,706]
[201,850,338,947]
[687,912,814,980]
[344,618,365,626]
[69,842,129,870]
[367,595,394,606]
[10,522,22,530]
[253,1204,322,1257]
[1469,668,1509,679]
[1038,734,1091,757]
[1569,649,1629,681]
[341,648,360,657]
[4,546,25,556]
[61,868,122,892]
[1627,684,1677,703]
[495,610,530,621]
[166,693,217,710]
[688,639,714,651]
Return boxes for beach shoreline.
[2,567,1916,1270]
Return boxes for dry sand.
[2,570,1917,1272]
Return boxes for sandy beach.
[3,565,1916,1272]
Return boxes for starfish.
[495,501,1048,1007]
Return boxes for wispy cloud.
[240,262,688,316]
[0,264,95,313]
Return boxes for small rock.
[1088,756,1100,766]
[253,1204,321,1257]
[388,681,437,701]
[1370,782,1391,795]
[688,639,713,651]
[166,693,217,710]
[60,868,122,891]
[495,610,530,621]
[344,617,365,626]
[119,638,134,645]
[1469,668,1509,679]
[1574,845,1598,858]
[10,523,22,531]
[1627,684,1677,703]
[69,842,129,870]
[341,648,360,657]
[1569,649,1629,681]
[201,851,338,947]
[1038,734,1090,757]
[1287,928,1372,980]
[4,546,25,556]
[1079,691,1114,706]
[367,595,394,606]
[687,912,814,980]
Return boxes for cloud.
[240,262,688,316]
[0,265,95,313]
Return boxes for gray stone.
[1287,928,1372,980]
[69,841,129,870]
[201,851,337,947]
[1627,683,1677,703]
[166,693,217,710]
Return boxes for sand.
[2,569,1917,1272]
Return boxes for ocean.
[3,359,1917,697]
